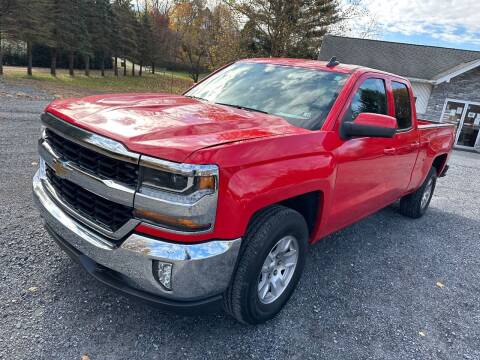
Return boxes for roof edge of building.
[323,34,480,54]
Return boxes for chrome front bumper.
[33,169,241,302]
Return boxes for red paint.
[353,113,398,129]
[45,59,455,244]
[46,93,306,163]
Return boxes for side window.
[392,81,412,130]
[346,78,387,122]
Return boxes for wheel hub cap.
[257,235,299,304]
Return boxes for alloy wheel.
[257,235,299,304]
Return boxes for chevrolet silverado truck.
[33,58,455,324]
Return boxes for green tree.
[82,0,96,76]
[112,0,138,76]
[8,0,53,75]
[110,1,121,76]
[130,11,142,76]
[225,0,341,58]
[47,0,68,76]
[137,6,155,76]
[239,18,266,56]
[90,0,114,76]
[0,0,15,75]
[49,0,90,77]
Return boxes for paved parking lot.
[1,80,479,360]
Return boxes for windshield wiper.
[215,102,269,114]
[185,95,208,101]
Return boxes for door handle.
[384,147,396,155]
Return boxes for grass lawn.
[1,66,195,98]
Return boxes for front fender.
[184,131,338,242]
[211,153,336,239]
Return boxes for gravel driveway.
[1,80,479,360]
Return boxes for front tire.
[224,205,308,324]
[399,167,437,218]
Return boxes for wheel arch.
[432,153,448,176]
[246,190,325,241]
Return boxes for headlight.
[134,156,219,233]
[141,166,216,195]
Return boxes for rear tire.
[399,167,437,218]
[224,205,308,325]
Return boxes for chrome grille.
[46,166,133,233]
[45,129,139,186]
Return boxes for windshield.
[185,62,349,130]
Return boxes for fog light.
[153,261,173,290]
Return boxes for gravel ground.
[1,79,480,360]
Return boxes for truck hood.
[45,93,306,162]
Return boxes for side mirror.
[342,113,397,139]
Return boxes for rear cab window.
[391,81,412,130]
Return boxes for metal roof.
[318,35,480,80]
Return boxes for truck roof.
[239,58,407,80]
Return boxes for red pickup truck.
[33,58,455,324]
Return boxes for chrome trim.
[39,139,135,207]
[34,170,114,250]
[122,234,241,297]
[40,112,220,235]
[33,170,241,300]
[122,234,239,261]
[38,159,139,240]
[41,112,140,164]
[140,155,219,177]
[417,123,455,129]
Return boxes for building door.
[457,103,480,148]
[441,99,480,149]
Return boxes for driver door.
[326,75,399,233]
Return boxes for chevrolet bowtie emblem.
[52,159,68,178]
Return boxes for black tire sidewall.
[419,169,437,215]
[242,212,308,323]
[400,167,438,218]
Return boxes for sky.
[344,0,480,51]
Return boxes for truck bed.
[417,118,455,157]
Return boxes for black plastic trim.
[342,122,396,139]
